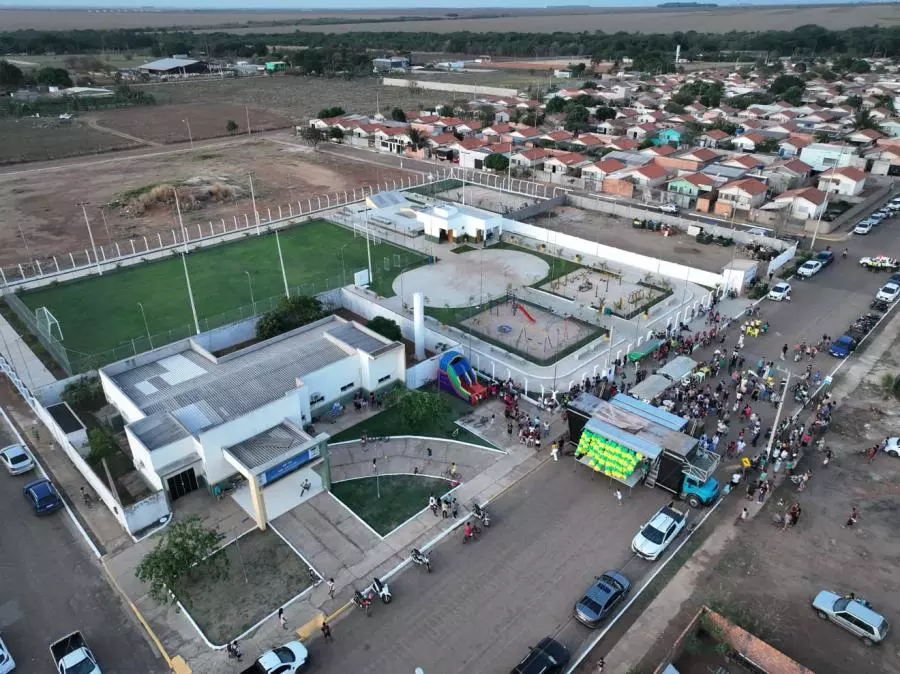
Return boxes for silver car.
[812,591,889,645]
[0,443,35,475]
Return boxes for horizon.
[1,0,896,9]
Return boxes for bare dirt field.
[4,4,896,32]
[637,329,900,674]
[0,136,413,266]
[0,118,141,165]
[93,102,293,145]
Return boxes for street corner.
[295,611,325,640]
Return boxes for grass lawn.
[331,475,452,536]
[328,387,494,448]
[177,529,313,645]
[18,219,424,369]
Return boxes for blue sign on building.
[259,444,321,487]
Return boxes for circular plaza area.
[392,248,549,308]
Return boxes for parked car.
[812,591,889,645]
[0,443,35,475]
[814,250,835,267]
[882,437,900,458]
[860,256,900,270]
[0,634,15,674]
[767,282,792,301]
[875,282,900,303]
[23,478,63,515]
[797,260,824,278]
[869,212,886,224]
[854,221,874,235]
[510,637,570,674]
[241,641,309,674]
[631,504,688,561]
[829,335,857,358]
[573,571,632,628]
[49,631,100,674]
[659,203,679,214]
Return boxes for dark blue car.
[829,335,857,358]
[23,478,63,514]
[574,571,632,628]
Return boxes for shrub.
[366,316,402,341]
[255,295,324,341]
[62,376,105,412]
[87,427,118,464]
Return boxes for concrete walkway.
[0,312,57,390]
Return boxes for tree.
[0,60,24,91]
[62,376,105,412]
[35,67,72,88]
[390,107,406,122]
[301,126,323,150]
[664,101,685,114]
[581,80,597,89]
[757,137,780,153]
[135,516,226,606]
[317,106,345,118]
[329,127,345,141]
[87,428,118,465]
[253,42,269,57]
[851,59,871,74]
[225,119,238,135]
[484,153,510,172]
[385,385,450,428]
[594,106,617,121]
[769,74,805,96]
[439,104,455,117]
[782,86,804,107]
[793,61,808,73]
[854,109,881,131]
[407,127,426,149]
[821,70,838,82]
[563,104,590,133]
[366,316,402,341]
[544,97,567,115]
[256,295,324,341]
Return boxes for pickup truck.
[49,632,100,674]
[632,504,688,561]
[241,641,309,674]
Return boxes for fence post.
[278,205,283,220]
[53,257,59,273]
[317,196,322,210]
[157,232,163,248]
[100,246,107,261]
[34,259,42,276]
[288,203,293,217]
[131,240,136,255]
[267,207,272,221]
[308,199,313,212]
[69,252,75,268]
[17,263,24,280]
[344,191,348,203]
[244,213,249,227]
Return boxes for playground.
[459,296,600,365]
[540,268,671,318]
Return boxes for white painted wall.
[124,427,165,492]
[99,369,144,424]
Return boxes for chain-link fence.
[3,292,73,375]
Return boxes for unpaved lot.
[637,331,900,674]
[0,117,142,165]
[0,136,414,266]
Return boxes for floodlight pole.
[181,252,201,335]
[339,243,349,287]
[364,203,374,284]
[78,201,103,276]
[249,173,261,236]
[183,118,194,149]
[276,230,289,298]
[244,271,255,308]
[138,302,153,348]
[174,189,189,253]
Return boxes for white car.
[888,202,900,212]
[875,282,900,303]
[0,443,34,475]
[883,438,900,457]
[767,282,792,301]
[659,203,679,214]
[854,221,873,235]
[0,634,15,674]
[860,256,900,270]
[796,260,824,278]
[631,504,688,561]
[244,641,309,674]
[870,212,885,223]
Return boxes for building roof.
[721,178,768,195]
[643,145,677,157]
[587,158,626,173]
[514,147,553,161]
[703,129,730,140]
[673,172,715,188]
[225,421,312,470]
[550,151,589,165]
[139,57,201,72]
[829,166,867,181]
[771,158,812,174]
[543,130,573,141]
[635,163,668,180]
[129,412,191,451]
[680,147,718,162]
[774,187,826,205]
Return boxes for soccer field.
[18,219,423,369]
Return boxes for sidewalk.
[0,312,57,390]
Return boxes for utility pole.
[249,173,261,235]
[78,201,103,276]
[174,189,188,253]
[245,105,251,136]
[183,118,194,149]
[276,230,289,298]
[765,369,791,461]
[181,252,200,335]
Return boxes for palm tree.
[854,108,881,131]
[407,128,427,150]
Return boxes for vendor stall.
[657,355,698,382]
[627,339,663,363]
[629,374,672,403]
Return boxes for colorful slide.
[438,352,487,406]
[517,304,536,323]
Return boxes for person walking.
[300,478,311,496]
[321,621,333,642]
[781,343,788,361]
[278,607,287,630]
[428,494,438,516]
[326,578,335,599]
[550,442,559,462]
[844,507,860,528]
[615,489,622,506]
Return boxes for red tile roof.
[775,187,826,205]
[635,163,668,179]
[722,178,767,195]
[831,166,867,181]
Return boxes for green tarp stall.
[627,339,663,363]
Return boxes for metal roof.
[225,422,311,470]
[326,322,394,356]
[130,413,191,451]
[611,394,688,432]
[139,58,200,71]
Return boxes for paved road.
[305,458,665,674]
[0,425,164,674]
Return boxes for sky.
[0,0,889,8]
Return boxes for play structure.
[513,303,535,323]
[438,351,487,406]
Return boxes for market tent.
[658,355,698,382]
[628,374,672,402]
[627,339,662,363]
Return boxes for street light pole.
[183,118,194,149]
[244,271,255,308]
[181,252,201,335]
[765,368,791,461]
[78,201,103,276]
[339,243,349,287]
[249,173,261,236]
[138,302,152,348]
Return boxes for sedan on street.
[23,478,63,515]
[767,282,792,301]
[812,590,889,645]
[796,260,824,278]
[854,221,874,235]
[510,637,570,674]
[574,571,632,628]
[875,282,900,303]
[0,443,35,475]
[632,505,688,561]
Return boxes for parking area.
[531,205,738,273]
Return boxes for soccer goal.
[35,307,63,341]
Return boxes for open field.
[139,75,446,120]
[3,4,897,32]
[3,53,151,70]
[16,219,425,368]
[0,118,141,165]
[94,102,293,145]
[0,136,413,266]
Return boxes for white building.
[99,315,405,527]
[417,203,503,245]
[817,166,868,197]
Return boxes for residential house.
[594,120,621,136]
[677,148,719,165]
[730,133,768,152]
[799,143,856,171]
[762,158,812,193]
[778,135,813,158]
[453,138,493,169]
[637,110,668,124]
[765,187,827,220]
[641,145,677,158]
[869,107,893,122]
[581,158,627,184]
[482,123,514,138]
[454,120,482,136]
[721,154,763,172]
[567,134,605,152]
[493,109,511,123]
[627,123,658,140]
[608,137,639,152]
[373,127,412,154]
[506,126,542,145]
[817,166,867,197]
[629,162,669,189]
[698,129,731,148]
[667,172,716,209]
[846,128,883,147]
[543,151,591,176]
[716,178,769,212]
[880,120,900,137]
[653,127,683,147]
[541,130,574,145]
[509,147,553,172]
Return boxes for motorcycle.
[353,589,373,616]
[370,577,392,604]
[411,548,432,573]
[472,503,491,528]
[462,521,481,544]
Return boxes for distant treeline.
[1,24,898,62]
